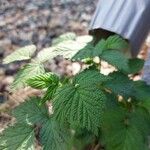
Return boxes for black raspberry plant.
[1,32,150,150]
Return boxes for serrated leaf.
[73,68,111,85]
[3,45,36,64]
[104,72,134,97]
[26,73,59,89]
[127,58,144,74]
[11,62,45,91]
[55,40,86,59]
[0,124,35,150]
[40,85,59,105]
[93,39,107,56]
[105,35,129,50]
[100,50,129,72]
[12,97,48,125]
[133,81,150,100]
[52,32,76,45]
[40,119,70,150]
[36,34,93,63]
[37,40,86,63]
[72,43,94,61]
[101,108,148,150]
[72,40,106,61]
[36,47,56,63]
[53,69,107,135]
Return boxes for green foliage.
[2,33,150,150]
[36,34,92,63]
[132,81,150,100]
[0,97,70,150]
[12,97,48,124]
[0,124,35,150]
[100,50,129,72]
[127,58,144,74]
[101,107,150,150]
[26,73,59,89]
[11,62,45,91]
[53,69,107,135]
[104,35,129,50]
[72,43,94,60]
[40,119,70,150]
[3,45,36,64]
[104,71,134,97]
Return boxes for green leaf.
[52,32,76,45]
[104,72,134,97]
[73,68,111,85]
[105,35,129,50]
[100,50,129,72]
[139,99,150,114]
[40,119,70,150]
[53,69,107,135]
[72,43,94,61]
[12,97,48,125]
[127,58,144,74]
[132,81,150,100]
[40,85,59,105]
[37,34,93,63]
[3,45,36,64]
[130,108,150,137]
[101,108,148,150]
[93,39,107,56]
[72,128,95,150]
[11,62,45,91]
[0,124,35,150]
[26,73,59,89]
[73,35,128,61]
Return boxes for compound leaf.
[53,69,107,135]
[37,40,86,63]
[3,45,36,64]
[12,97,48,125]
[26,73,59,89]
[0,124,35,150]
[40,119,70,150]
[11,62,45,91]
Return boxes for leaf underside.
[3,45,36,64]
[11,62,45,91]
